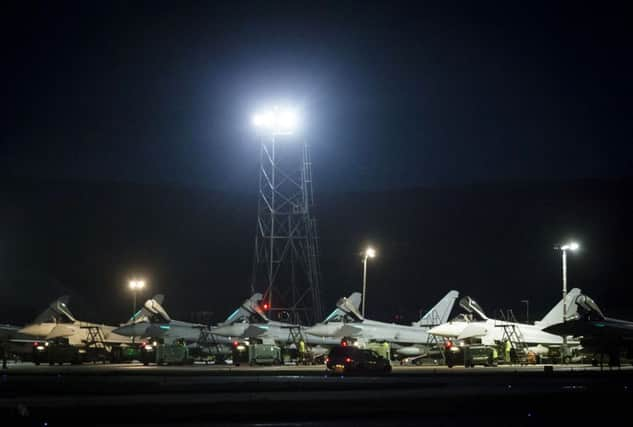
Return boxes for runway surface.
[1,362,632,425]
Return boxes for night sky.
[4,2,632,190]
[1,2,632,323]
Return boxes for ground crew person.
[382,341,390,360]
[504,340,511,363]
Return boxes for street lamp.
[128,279,146,319]
[361,247,376,317]
[554,241,580,362]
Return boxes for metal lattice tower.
[250,132,323,325]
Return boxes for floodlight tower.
[250,107,323,324]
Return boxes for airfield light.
[129,279,146,290]
[560,242,580,252]
[365,247,376,259]
[361,246,377,317]
[251,106,300,135]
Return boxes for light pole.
[521,299,529,323]
[361,247,376,317]
[555,241,579,362]
[128,279,146,319]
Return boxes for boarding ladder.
[498,323,529,365]
[418,309,446,364]
[83,326,110,351]
[82,326,112,363]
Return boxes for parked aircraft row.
[2,288,632,366]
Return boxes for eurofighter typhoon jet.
[113,294,234,347]
[212,293,346,347]
[306,290,459,357]
[544,292,633,367]
[15,296,132,347]
[428,289,582,348]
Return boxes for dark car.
[325,345,391,374]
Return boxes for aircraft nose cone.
[19,325,45,337]
[428,324,460,337]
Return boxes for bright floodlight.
[252,107,300,135]
[365,247,376,259]
[129,279,146,290]
[561,242,580,252]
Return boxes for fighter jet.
[113,295,234,347]
[15,296,132,347]
[428,289,582,347]
[306,290,460,357]
[212,293,344,347]
[544,292,633,367]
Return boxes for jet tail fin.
[221,293,267,325]
[534,288,582,329]
[323,292,361,322]
[414,290,459,327]
[32,296,77,324]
